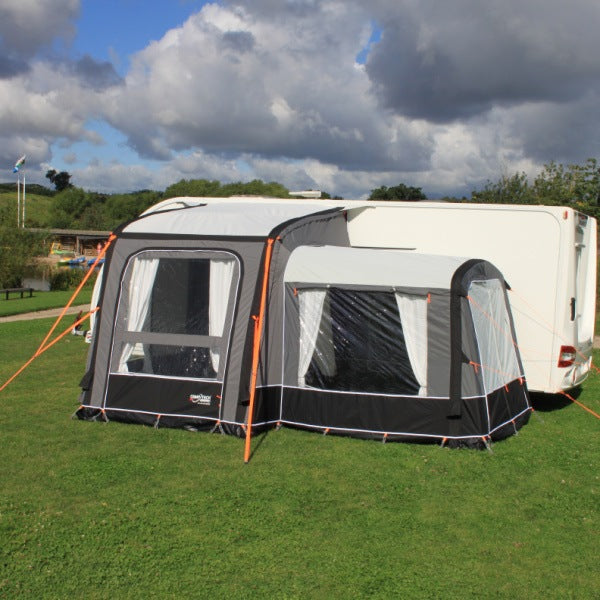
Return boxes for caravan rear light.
[558,345,577,367]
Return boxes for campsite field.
[0,289,93,318]
[0,318,599,598]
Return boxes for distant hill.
[0,182,55,197]
[0,191,55,228]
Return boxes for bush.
[49,268,90,291]
[0,215,47,288]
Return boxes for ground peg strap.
[37,234,115,354]
[0,308,98,394]
[559,391,600,420]
[0,235,114,395]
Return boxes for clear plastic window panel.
[299,288,422,395]
[468,279,522,393]
[116,253,236,380]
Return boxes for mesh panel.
[468,279,522,394]
[300,288,420,395]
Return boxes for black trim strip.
[117,232,267,242]
[448,259,484,418]
[268,207,343,239]
[78,236,117,401]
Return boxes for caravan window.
[112,250,238,381]
[296,287,426,396]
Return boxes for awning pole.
[244,237,275,463]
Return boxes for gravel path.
[0,305,89,323]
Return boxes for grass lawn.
[0,319,599,598]
[0,289,93,318]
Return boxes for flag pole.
[22,172,26,228]
[17,176,21,227]
[12,155,26,228]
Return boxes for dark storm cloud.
[72,55,123,89]
[505,94,600,164]
[0,53,30,79]
[220,31,256,53]
[0,0,79,58]
[365,0,600,122]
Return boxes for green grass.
[0,319,599,598]
[0,289,93,317]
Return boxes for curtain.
[118,256,159,372]
[298,290,326,386]
[209,259,235,372]
[395,293,428,395]
[88,265,103,339]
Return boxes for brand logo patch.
[189,393,212,406]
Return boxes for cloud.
[365,0,600,122]
[0,60,108,171]
[97,2,433,171]
[70,150,245,193]
[3,0,600,200]
[0,0,80,58]
[71,55,123,89]
[0,55,29,80]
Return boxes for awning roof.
[124,202,342,237]
[284,245,470,289]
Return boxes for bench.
[0,287,34,300]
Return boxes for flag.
[13,155,26,173]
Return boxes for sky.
[2,0,600,199]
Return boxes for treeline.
[0,182,56,197]
[1,179,300,231]
[469,159,600,218]
[368,158,600,219]
[1,159,599,288]
[2,158,600,232]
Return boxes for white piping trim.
[103,248,241,412]
[79,404,531,438]
[82,404,272,428]
[106,371,222,384]
[275,419,506,440]
[280,384,482,401]
[487,406,532,435]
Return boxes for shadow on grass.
[530,387,582,413]
[247,427,273,461]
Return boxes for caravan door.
[565,212,597,386]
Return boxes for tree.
[471,172,534,204]
[0,204,46,287]
[164,179,221,198]
[163,178,291,199]
[369,184,427,201]
[533,159,600,205]
[103,190,163,228]
[470,158,600,212]
[49,187,93,228]
[45,169,73,192]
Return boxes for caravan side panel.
[347,204,595,393]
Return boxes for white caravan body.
[139,197,597,394]
[345,202,597,394]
